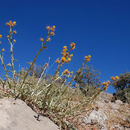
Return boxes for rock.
[111,103,120,109]
[0,98,58,130]
[110,124,124,130]
[115,100,123,105]
[83,109,107,130]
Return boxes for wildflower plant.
[0,21,112,129]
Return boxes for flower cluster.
[111,76,119,81]
[56,44,75,64]
[62,69,73,78]
[84,55,91,62]
[6,20,17,43]
[102,80,110,90]
[6,20,16,27]
[70,42,75,50]
[40,25,56,43]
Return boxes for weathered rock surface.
[82,92,130,130]
[83,109,107,130]
[0,98,58,130]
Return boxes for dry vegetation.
[0,20,128,129]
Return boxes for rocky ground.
[0,92,129,130]
[66,92,130,130]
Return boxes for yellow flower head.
[65,52,69,56]
[13,30,17,34]
[12,21,16,26]
[50,31,55,36]
[52,25,56,29]
[115,76,119,80]
[70,42,76,50]
[102,80,110,91]
[97,88,101,91]
[0,34,2,38]
[63,69,70,75]
[40,38,44,42]
[84,55,91,62]
[63,46,67,49]
[51,25,56,31]
[69,54,73,58]
[111,76,119,81]
[67,57,71,62]
[61,57,66,62]
[56,58,60,64]
[47,37,51,42]
[13,39,16,43]
[111,76,115,80]
[62,48,67,53]
[88,55,91,58]
[46,26,50,30]
[6,35,9,39]
[2,48,5,52]
[6,20,16,27]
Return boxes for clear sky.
[0,0,130,93]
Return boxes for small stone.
[115,100,123,105]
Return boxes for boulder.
[0,98,58,130]
[83,109,107,130]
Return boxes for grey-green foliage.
[73,65,101,96]
[112,72,130,104]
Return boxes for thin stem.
[0,54,11,88]
[15,35,50,99]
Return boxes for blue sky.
[0,0,130,93]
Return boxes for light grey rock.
[0,98,58,130]
[111,103,120,109]
[111,124,124,130]
[115,100,123,105]
[83,109,107,130]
